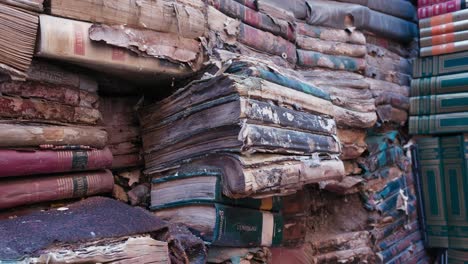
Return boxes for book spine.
[416,137,449,248]
[448,249,468,262]
[0,170,114,210]
[421,40,468,57]
[411,73,468,96]
[420,30,468,47]
[419,8,468,29]
[297,49,366,72]
[421,20,468,38]
[418,0,465,19]
[443,135,468,249]
[0,148,113,178]
[0,123,108,148]
[238,23,297,64]
[413,50,468,78]
[419,0,454,8]
[213,204,283,246]
[210,0,295,41]
[409,113,468,134]
[410,93,468,115]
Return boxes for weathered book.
[0,0,43,12]
[375,92,410,111]
[0,122,108,148]
[376,231,422,263]
[154,203,283,247]
[411,72,468,96]
[416,136,449,248]
[150,171,281,211]
[305,0,417,43]
[418,0,467,19]
[296,23,366,45]
[0,95,101,125]
[334,0,416,21]
[238,23,297,64]
[0,170,114,210]
[419,8,468,29]
[441,135,468,249]
[0,147,112,178]
[36,15,201,80]
[410,93,468,115]
[0,81,99,108]
[256,0,307,20]
[26,60,98,93]
[296,35,366,58]
[31,236,169,264]
[0,2,38,77]
[366,34,416,59]
[148,153,345,198]
[209,0,295,41]
[421,40,468,57]
[409,112,468,134]
[448,249,468,262]
[297,49,366,72]
[413,50,468,78]
[48,0,205,39]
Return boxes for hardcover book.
[410,93,468,115]
[151,171,282,211]
[413,50,468,79]
[409,112,468,134]
[411,72,468,96]
[154,203,283,247]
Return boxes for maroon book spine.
[0,170,114,210]
[0,147,112,177]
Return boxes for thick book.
[0,170,114,210]
[419,0,452,8]
[418,0,467,19]
[419,8,468,29]
[421,40,468,57]
[0,123,108,148]
[413,50,468,78]
[448,249,468,262]
[410,93,468,115]
[0,147,112,178]
[0,3,38,77]
[409,112,468,134]
[0,0,43,12]
[148,153,345,199]
[411,72,468,96]
[334,0,416,21]
[154,203,283,247]
[420,20,468,38]
[441,135,468,249]
[297,49,366,72]
[36,15,201,80]
[420,30,468,48]
[416,137,449,248]
[48,0,206,39]
[150,171,281,211]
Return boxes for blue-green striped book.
[410,93,468,115]
[413,51,468,78]
[448,249,468,263]
[417,137,449,248]
[409,112,468,135]
[411,72,468,97]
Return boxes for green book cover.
[411,72,468,97]
[410,93,468,116]
[413,51,468,78]
[444,135,468,250]
[409,112,468,135]
[213,203,283,247]
[417,137,449,248]
[150,171,282,211]
[448,249,468,263]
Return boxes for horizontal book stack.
[0,60,114,210]
[140,58,346,247]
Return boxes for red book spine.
[0,170,114,210]
[0,147,113,177]
[418,0,462,19]
[419,0,454,8]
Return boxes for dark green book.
[443,135,468,250]
[417,137,448,248]
[150,170,281,211]
[448,249,468,263]
[410,93,468,116]
[155,203,283,247]
[409,112,468,135]
[413,51,468,78]
[411,72,468,97]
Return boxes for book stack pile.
[140,58,345,248]
[0,58,114,211]
[411,0,468,259]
